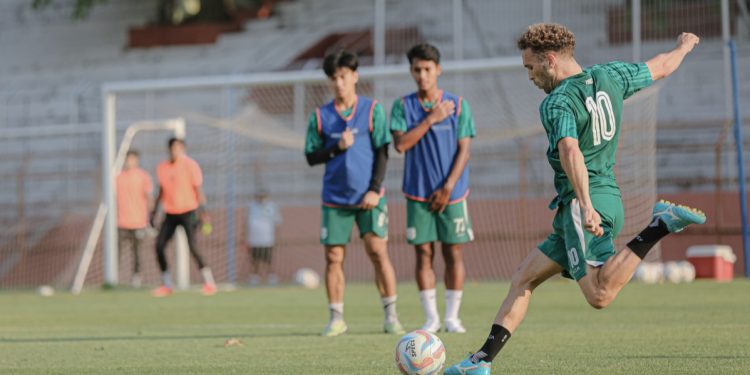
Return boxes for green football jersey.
[540,61,653,208]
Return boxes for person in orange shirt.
[150,138,216,297]
[116,150,153,288]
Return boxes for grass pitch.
[1,280,748,374]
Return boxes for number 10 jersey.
[540,61,653,209]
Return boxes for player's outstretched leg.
[445,249,562,375]
[650,200,706,233]
[578,200,706,309]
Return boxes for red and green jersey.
[541,61,652,208]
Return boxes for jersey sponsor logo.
[406,227,417,240]
[585,78,593,85]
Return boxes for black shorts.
[251,246,273,263]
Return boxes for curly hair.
[517,23,576,55]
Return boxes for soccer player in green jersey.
[446,24,706,374]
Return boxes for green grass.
[1,280,749,374]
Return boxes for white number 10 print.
[585,91,616,146]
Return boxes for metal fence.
[1,0,748,288]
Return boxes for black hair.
[168,137,185,149]
[323,50,359,77]
[126,150,140,158]
[407,43,441,65]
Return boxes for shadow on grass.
[0,329,394,344]
[0,332,318,344]
[624,355,748,360]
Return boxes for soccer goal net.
[62,57,661,291]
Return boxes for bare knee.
[365,246,386,266]
[579,268,616,309]
[325,247,345,266]
[510,269,536,294]
[509,261,549,293]
[442,244,463,267]
[364,233,388,264]
[584,289,613,310]
[415,244,434,271]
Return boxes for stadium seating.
[0,0,747,286]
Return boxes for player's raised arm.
[646,32,700,81]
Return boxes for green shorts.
[320,196,388,245]
[538,194,624,281]
[406,198,474,245]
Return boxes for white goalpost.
[71,118,186,294]
[98,57,522,287]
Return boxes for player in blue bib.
[391,43,477,333]
[304,50,404,337]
